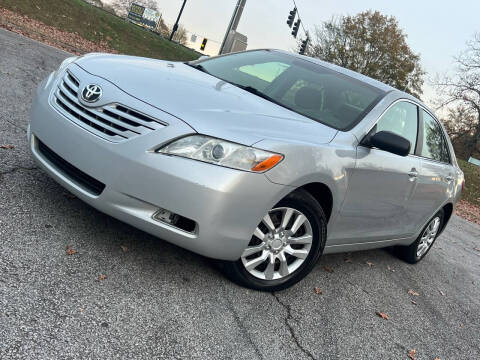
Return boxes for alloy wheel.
[416,216,441,258]
[241,207,313,280]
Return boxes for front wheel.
[222,189,327,291]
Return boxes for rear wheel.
[398,209,444,264]
[223,189,327,291]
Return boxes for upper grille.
[52,72,166,142]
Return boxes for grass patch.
[0,0,198,61]
[458,158,480,207]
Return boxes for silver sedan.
[28,50,463,290]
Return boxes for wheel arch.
[439,202,454,235]
[296,182,334,222]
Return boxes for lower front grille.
[37,139,106,196]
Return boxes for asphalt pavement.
[1,28,479,360]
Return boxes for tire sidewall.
[412,209,445,262]
[230,190,327,291]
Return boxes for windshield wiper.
[186,63,211,75]
[229,82,296,112]
[186,67,296,113]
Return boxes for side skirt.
[323,236,415,255]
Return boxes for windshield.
[191,50,385,131]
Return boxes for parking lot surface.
[1,29,479,359]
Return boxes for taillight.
[461,179,465,192]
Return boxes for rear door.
[330,101,421,245]
[412,109,455,230]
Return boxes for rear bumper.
[28,74,290,261]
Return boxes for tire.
[222,189,327,291]
[397,209,444,264]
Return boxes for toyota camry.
[28,49,463,290]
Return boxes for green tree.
[305,10,425,98]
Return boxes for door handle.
[408,169,418,181]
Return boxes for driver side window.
[375,102,418,154]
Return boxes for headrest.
[294,87,323,110]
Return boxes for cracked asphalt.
[1,29,480,360]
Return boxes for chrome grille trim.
[64,73,80,92]
[52,71,166,142]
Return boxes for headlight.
[54,56,78,77]
[158,135,283,172]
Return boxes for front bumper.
[28,70,290,261]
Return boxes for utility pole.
[219,0,246,55]
[169,0,187,41]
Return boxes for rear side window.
[421,110,450,163]
[375,101,418,154]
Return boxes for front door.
[329,101,421,245]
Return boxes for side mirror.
[369,131,411,157]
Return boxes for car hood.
[75,54,338,146]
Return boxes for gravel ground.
[1,28,479,360]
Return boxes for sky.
[112,0,480,105]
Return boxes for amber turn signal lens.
[251,154,283,172]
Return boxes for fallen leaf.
[439,290,446,296]
[66,245,77,255]
[323,265,333,273]
[366,261,375,267]
[314,287,323,295]
[344,258,351,263]
[434,358,440,360]
[411,300,417,305]
[120,245,128,253]
[408,289,420,296]
[98,274,107,281]
[455,200,480,225]
[375,311,389,320]
[407,349,416,360]
[387,265,395,272]
[0,144,14,149]
[0,8,117,56]
[474,247,480,252]
[79,307,84,312]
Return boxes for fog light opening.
[152,208,196,233]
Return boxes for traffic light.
[287,7,297,28]
[291,19,301,38]
[299,37,309,55]
[200,38,208,51]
